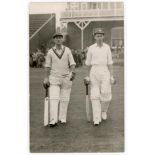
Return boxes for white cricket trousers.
[49,76,72,124]
[90,65,112,123]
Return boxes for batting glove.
[43,78,50,89]
[110,76,116,85]
[69,72,76,81]
[84,76,90,85]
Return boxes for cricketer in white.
[44,32,76,127]
[84,28,116,126]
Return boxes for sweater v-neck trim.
[52,46,65,59]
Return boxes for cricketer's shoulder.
[48,47,54,53]
[89,43,96,49]
[63,45,70,51]
[87,43,96,53]
[103,42,110,49]
[63,46,72,54]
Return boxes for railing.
[61,9,124,19]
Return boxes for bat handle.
[86,84,88,95]
[45,88,48,97]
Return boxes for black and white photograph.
[29,2,124,153]
[3,0,155,155]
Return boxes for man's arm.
[69,64,76,81]
[68,48,76,80]
[68,48,76,68]
[84,47,91,84]
[43,67,50,88]
[43,51,51,87]
[85,65,91,77]
[107,64,113,78]
[108,64,116,84]
[107,46,116,84]
[70,64,76,73]
[44,67,50,81]
[84,66,91,85]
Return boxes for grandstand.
[60,2,124,51]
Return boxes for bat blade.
[44,97,49,126]
[86,95,91,122]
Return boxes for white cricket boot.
[101,101,110,120]
[102,112,107,120]
[91,100,101,125]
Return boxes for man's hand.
[43,78,50,89]
[110,76,116,85]
[69,72,76,81]
[84,77,90,85]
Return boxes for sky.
[29,2,67,27]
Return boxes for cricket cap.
[53,32,63,38]
[93,28,105,35]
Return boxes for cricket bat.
[85,84,91,122]
[44,88,49,126]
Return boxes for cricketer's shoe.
[94,120,99,126]
[49,123,57,127]
[102,112,107,120]
[60,119,67,124]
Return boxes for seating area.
[29,14,51,37]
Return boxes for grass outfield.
[30,65,124,152]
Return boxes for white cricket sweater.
[45,45,76,77]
